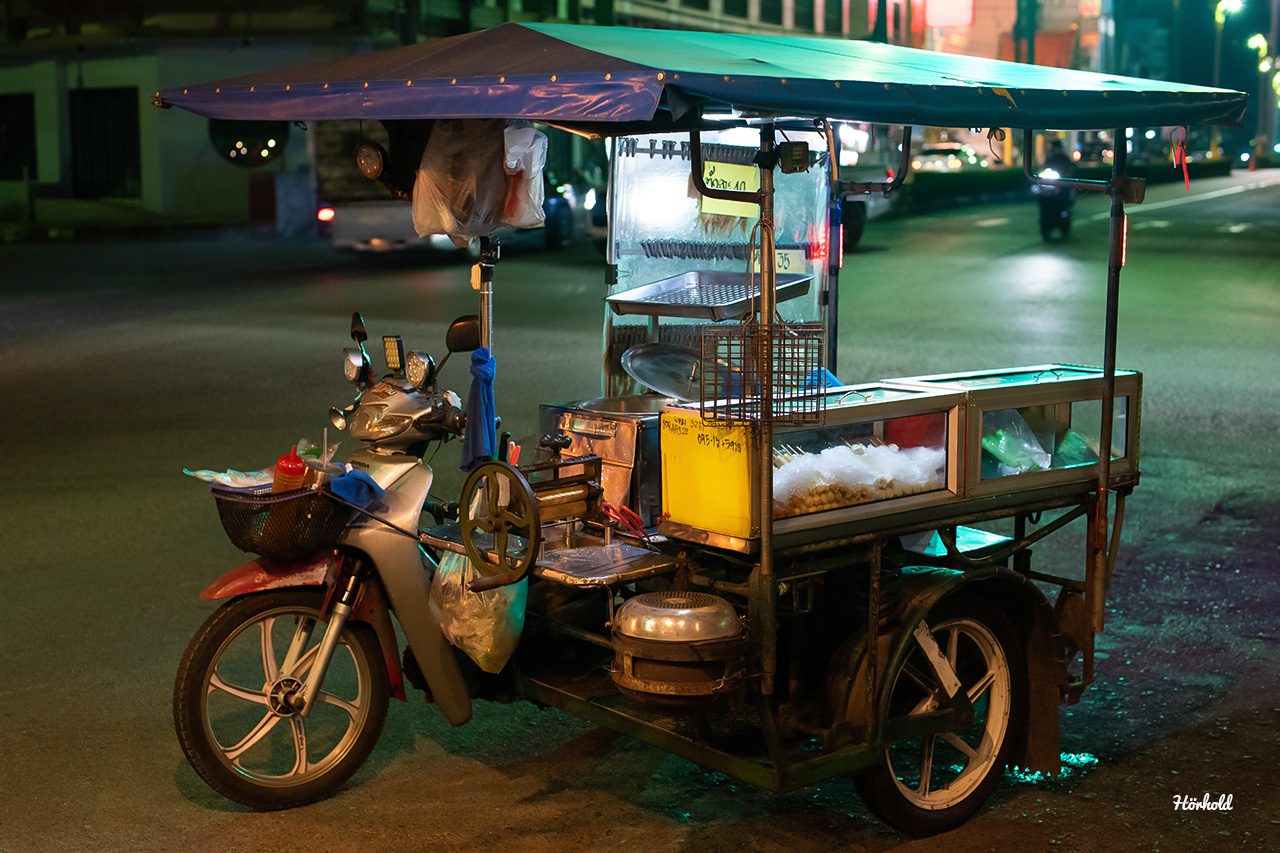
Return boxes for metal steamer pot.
[610,591,747,714]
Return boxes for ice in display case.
[659,383,966,541]
[890,364,1141,498]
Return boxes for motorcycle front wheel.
[174,588,390,810]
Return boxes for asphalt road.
[1,170,1277,852]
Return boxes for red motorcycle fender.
[200,552,408,703]
[200,551,341,601]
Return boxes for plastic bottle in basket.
[264,446,307,550]
[273,446,307,492]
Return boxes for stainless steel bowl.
[613,591,742,642]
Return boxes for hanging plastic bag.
[501,123,547,229]
[412,119,509,247]
[428,551,527,673]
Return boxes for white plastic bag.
[412,119,509,246]
[428,551,527,673]
[501,123,547,228]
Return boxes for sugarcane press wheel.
[459,460,541,592]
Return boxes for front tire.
[855,596,1027,836]
[174,588,390,810]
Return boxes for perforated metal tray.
[606,271,813,320]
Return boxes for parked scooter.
[173,312,481,810]
[1033,169,1076,240]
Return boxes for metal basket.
[211,485,354,562]
[700,321,826,427]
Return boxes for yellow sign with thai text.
[700,161,760,218]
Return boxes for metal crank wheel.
[855,595,1027,836]
[459,460,541,592]
[173,588,389,810]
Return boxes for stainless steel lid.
[613,592,742,642]
[620,343,701,402]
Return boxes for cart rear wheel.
[855,596,1026,836]
[174,589,390,809]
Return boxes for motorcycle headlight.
[343,348,365,383]
[406,351,435,390]
[349,404,413,440]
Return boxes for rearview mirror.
[351,312,368,344]
[446,315,482,353]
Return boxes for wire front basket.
[700,321,827,427]
[211,485,354,562]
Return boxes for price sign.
[700,161,760,218]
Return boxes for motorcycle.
[173,312,484,810]
[1033,167,1076,240]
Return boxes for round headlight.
[406,351,435,390]
[354,141,386,180]
[343,348,365,383]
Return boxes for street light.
[1211,0,1244,159]
[1248,34,1274,166]
[1215,0,1244,88]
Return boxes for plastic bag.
[501,123,547,228]
[428,551,527,673]
[980,409,1051,477]
[183,467,273,488]
[412,119,509,247]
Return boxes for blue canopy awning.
[156,23,1247,132]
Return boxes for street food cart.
[158,23,1245,836]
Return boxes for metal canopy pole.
[1025,127,1140,683]
[688,127,780,696]
[1089,129,1127,641]
[757,123,778,697]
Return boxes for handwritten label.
[700,161,760,218]
[661,418,690,436]
[695,432,745,454]
[752,248,806,274]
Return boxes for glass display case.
[657,365,1141,547]
[659,383,965,542]
[891,364,1141,498]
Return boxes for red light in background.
[317,207,335,222]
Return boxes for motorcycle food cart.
[158,24,1246,836]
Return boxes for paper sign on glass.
[700,161,760,218]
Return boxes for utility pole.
[1015,0,1038,64]
[871,0,888,42]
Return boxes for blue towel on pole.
[461,346,498,471]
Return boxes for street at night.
[2,171,1278,851]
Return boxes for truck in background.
[311,119,594,255]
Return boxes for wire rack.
[700,321,826,427]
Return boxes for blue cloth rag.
[803,367,843,390]
[461,346,498,471]
[329,468,386,508]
